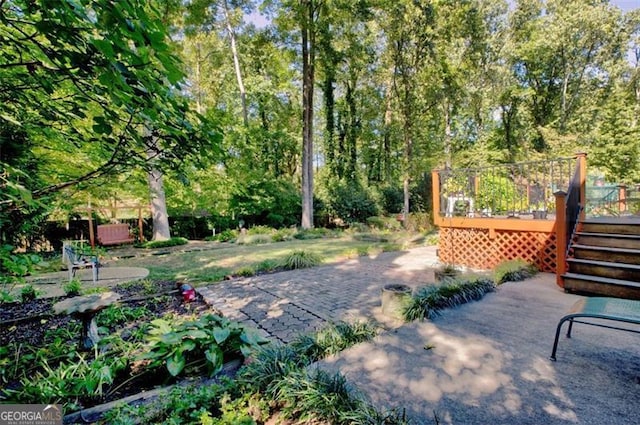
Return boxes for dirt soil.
[0,280,218,408]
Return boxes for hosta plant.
[139,314,269,377]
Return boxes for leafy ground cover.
[0,280,265,414]
[0,227,458,422]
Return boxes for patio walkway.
[197,246,640,425]
[197,246,442,342]
[25,266,149,298]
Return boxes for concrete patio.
[197,246,640,424]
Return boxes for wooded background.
[2,0,640,246]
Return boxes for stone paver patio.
[197,246,441,342]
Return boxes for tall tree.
[184,0,253,126]
[0,0,216,243]
[384,0,434,223]
[300,0,318,229]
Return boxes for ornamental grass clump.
[494,259,538,284]
[403,277,496,321]
[290,321,378,361]
[273,368,362,423]
[281,250,323,270]
[237,321,408,424]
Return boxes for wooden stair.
[563,218,640,300]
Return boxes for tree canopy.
[2,0,640,243]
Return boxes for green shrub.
[20,284,38,302]
[403,277,496,321]
[139,314,269,378]
[10,352,128,411]
[319,178,380,224]
[63,279,82,296]
[424,232,439,246]
[1,246,41,303]
[238,321,377,397]
[291,321,378,361]
[236,234,272,245]
[274,369,362,423]
[247,225,273,235]
[139,237,188,249]
[366,216,387,230]
[216,229,237,242]
[96,305,150,329]
[293,228,327,240]
[381,243,403,252]
[237,344,305,396]
[103,381,231,425]
[366,215,402,231]
[494,259,538,284]
[405,212,432,232]
[281,250,323,270]
[234,266,256,277]
[255,259,280,273]
[346,222,369,233]
[352,233,390,243]
[271,228,296,242]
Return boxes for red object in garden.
[180,284,196,302]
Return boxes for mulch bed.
[0,280,221,410]
[0,280,212,347]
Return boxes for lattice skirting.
[438,227,557,273]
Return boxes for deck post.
[618,184,627,214]
[555,191,567,288]
[432,170,441,226]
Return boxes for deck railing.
[586,184,640,217]
[435,157,576,219]
[432,154,587,277]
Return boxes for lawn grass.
[113,232,426,284]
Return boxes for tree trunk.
[148,167,171,241]
[146,135,171,241]
[301,0,315,229]
[222,0,248,127]
[383,75,394,183]
[323,70,336,175]
[194,43,203,114]
[346,79,358,180]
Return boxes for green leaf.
[240,330,269,346]
[166,353,185,376]
[160,332,182,345]
[91,38,114,58]
[204,347,223,375]
[239,345,254,357]
[212,327,230,344]
[188,330,208,340]
[180,339,196,352]
[0,113,21,126]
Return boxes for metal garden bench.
[550,297,640,361]
[63,245,100,284]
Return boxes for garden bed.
[0,280,230,413]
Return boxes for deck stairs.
[563,218,640,300]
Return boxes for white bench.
[62,244,99,283]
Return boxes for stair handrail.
[556,153,587,288]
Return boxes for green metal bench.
[550,297,640,361]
